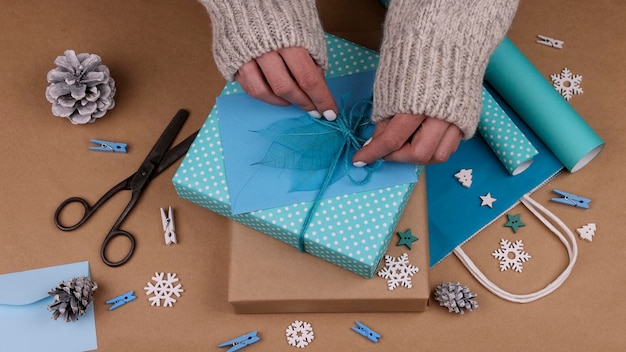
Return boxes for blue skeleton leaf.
[252,115,349,192]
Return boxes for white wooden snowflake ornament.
[454,169,473,188]
[285,320,314,348]
[377,252,419,290]
[492,239,531,273]
[144,272,184,307]
[551,68,583,101]
[576,223,596,242]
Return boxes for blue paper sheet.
[426,85,563,267]
[0,261,98,351]
[218,71,417,215]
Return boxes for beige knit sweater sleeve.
[198,0,327,81]
[200,0,518,139]
[372,0,519,138]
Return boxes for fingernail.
[323,110,337,121]
[353,161,367,167]
[308,110,322,118]
[362,137,372,147]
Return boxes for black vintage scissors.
[54,109,198,267]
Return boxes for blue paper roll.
[478,87,539,175]
[485,38,604,172]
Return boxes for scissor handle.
[54,196,97,231]
[100,228,136,267]
[54,178,130,231]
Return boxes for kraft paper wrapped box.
[228,174,430,313]
[172,34,421,278]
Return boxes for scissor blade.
[155,130,199,175]
[141,109,190,170]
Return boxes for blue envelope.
[0,261,98,351]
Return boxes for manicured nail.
[308,110,322,118]
[362,137,372,147]
[353,161,367,167]
[323,110,337,121]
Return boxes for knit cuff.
[372,0,519,139]
[199,0,328,81]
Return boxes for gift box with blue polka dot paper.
[172,34,421,278]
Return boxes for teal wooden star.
[396,229,418,249]
[504,213,525,233]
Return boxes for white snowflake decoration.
[492,239,531,273]
[377,252,419,290]
[144,272,184,307]
[576,223,596,242]
[285,320,314,348]
[551,68,583,101]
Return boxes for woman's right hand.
[235,47,338,120]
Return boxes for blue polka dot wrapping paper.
[478,89,539,175]
[173,34,420,278]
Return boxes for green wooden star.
[396,229,418,249]
[504,213,525,233]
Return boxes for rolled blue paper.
[477,87,539,175]
[485,37,604,172]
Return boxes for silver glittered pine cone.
[45,50,116,124]
[47,276,98,322]
[434,282,478,315]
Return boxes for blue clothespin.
[218,331,260,352]
[90,139,127,153]
[352,321,381,343]
[551,189,590,209]
[106,291,136,310]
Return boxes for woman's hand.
[352,113,462,166]
[235,47,338,120]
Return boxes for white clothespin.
[536,35,564,49]
[160,206,177,245]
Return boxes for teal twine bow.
[296,99,381,251]
[253,98,382,252]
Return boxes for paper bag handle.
[453,193,578,303]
